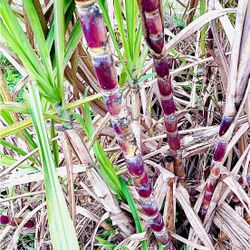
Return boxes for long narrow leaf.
[54,0,65,101]
[28,82,79,250]
[120,178,148,250]
[23,0,54,87]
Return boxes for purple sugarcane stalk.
[0,214,35,228]
[75,1,174,248]
[137,0,185,182]
[200,0,250,220]
[199,121,232,220]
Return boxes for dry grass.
[1,0,250,249]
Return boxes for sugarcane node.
[126,155,144,176]
[140,198,159,216]
[219,115,234,136]
[148,35,164,55]
[135,181,152,198]
[148,213,165,232]
[75,0,95,7]
[164,114,177,133]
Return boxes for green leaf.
[98,0,133,80]
[23,0,54,88]
[0,0,45,80]
[50,119,59,167]
[120,178,148,250]
[0,139,37,164]
[0,102,29,113]
[64,21,82,68]
[0,154,35,169]
[54,0,65,101]
[28,82,79,250]
[125,0,138,60]
[114,0,133,68]
[95,236,116,249]
[0,20,60,103]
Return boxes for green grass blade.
[0,139,37,164]
[23,0,54,87]
[133,22,143,65]
[28,82,79,250]
[0,154,34,169]
[64,21,82,68]
[98,0,133,80]
[95,236,116,249]
[0,102,29,113]
[120,178,148,250]
[73,112,125,200]
[50,119,59,167]
[54,0,65,101]
[125,0,138,60]
[46,0,74,52]
[113,0,133,69]
[0,0,45,80]
[0,20,60,103]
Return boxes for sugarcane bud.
[210,161,221,177]
[111,109,130,136]
[134,177,152,198]
[154,229,174,247]
[78,4,108,49]
[92,53,118,91]
[148,213,164,232]
[103,88,123,116]
[117,133,139,156]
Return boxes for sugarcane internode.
[200,116,232,219]
[76,1,174,248]
[138,0,185,183]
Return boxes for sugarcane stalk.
[137,0,185,183]
[75,1,174,248]
[200,0,250,220]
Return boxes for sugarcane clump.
[76,0,174,248]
